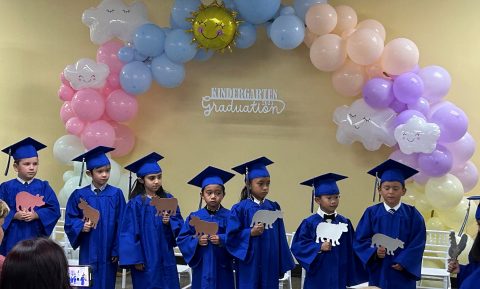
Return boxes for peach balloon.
[332,5,357,35]
[331,59,367,97]
[305,3,337,36]
[303,28,318,48]
[356,19,386,40]
[310,34,346,72]
[346,28,384,66]
[382,38,419,76]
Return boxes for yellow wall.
[0,0,479,232]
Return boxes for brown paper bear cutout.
[78,198,100,229]
[16,191,45,212]
[150,197,178,216]
[189,216,218,236]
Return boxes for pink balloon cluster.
[58,40,136,157]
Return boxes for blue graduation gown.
[0,179,60,255]
[177,207,234,289]
[458,257,480,288]
[119,193,184,289]
[291,213,367,289]
[459,266,480,289]
[64,184,126,289]
[226,199,295,289]
[354,203,426,289]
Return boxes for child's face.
[315,194,340,214]
[249,177,270,200]
[87,165,111,188]
[202,184,224,210]
[13,157,39,181]
[379,181,406,207]
[141,173,162,195]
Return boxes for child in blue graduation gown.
[64,146,126,289]
[448,196,480,289]
[119,153,184,289]
[291,173,367,289]
[226,157,295,289]
[177,166,235,289]
[0,137,60,255]
[354,159,426,289]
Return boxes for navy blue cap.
[72,146,114,170]
[188,166,235,189]
[300,173,348,197]
[125,152,164,178]
[2,137,46,160]
[231,157,273,181]
[467,196,480,220]
[367,159,418,185]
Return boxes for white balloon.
[425,174,464,209]
[108,158,122,186]
[64,58,110,90]
[394,116,440,155]
[53,135,85,165]
[63,170,76,182]
[117,172,132,200]
[58,176,83,207]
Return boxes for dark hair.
[240,184,250,201]
[469,230,480,262]
[0,238,71,289]
[129,178,167,200]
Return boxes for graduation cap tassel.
[128,172,133,194]
[78,158,85,186]
[310,185,314,214]
[372,172,379,202]
[4,149,11,176]
[245,167,250,198]
[458,201,471,236]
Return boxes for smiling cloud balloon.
[334,99,397,151]
[64,58,110,90]
[394,115,440,155]
[82,0,149,45]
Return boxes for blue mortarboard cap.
[72,146,114,171]
[467,196,480,220]
[231,157,273,181]
[188,166,235,189]
[300,173,348,197]
[2,137,47,176]
[125,152,164,178]
[367,159,418,185]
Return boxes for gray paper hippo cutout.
[250,209,283,229]
[371,233,404,255]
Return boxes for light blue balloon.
[270,14,305,50]
[233,0,281,24]
[120,61,152,95]
[236,23,257,49]
[293,0,327,22]
[194,48,214,62]
[118,46,134,63]
[165,29,197,64]
[134,50,148,62]
[133,24,165,57]
[223,0,236,10]
[171,0,201,29]
[151,54,185,88]
[265,22,273,39]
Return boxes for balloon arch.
[54,0,477,263]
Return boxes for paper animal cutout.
[150,197,178,216]
[16,191,45,212]
[189,216,218,236]
[448,231,468,260]
[250,209,283,229]
[371,233,404,255]
[78,199,100,229]
[315,222,348,246]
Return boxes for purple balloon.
[443,132,476,169]
[393,109,426,128]
[451,161,478,193]
[393,72,424,104]
[363,78,394,109]
[407,97,430,117]
[418,145,453,177]
[430,103,468,143]
[417,65,451,104]
[389,149,419,168]
[389,99,408,113]
[412,171,430,185]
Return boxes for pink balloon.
[102,85,115,98]
[71,89,105,122]
[346,28,384,66]
[110,123,135,157]
[381,38,419,76]
[81,120,116,150]
[310,34,346,72]
[97,40,124,74]
[106,89,138,122]
[58,84,75,101]
[60,101,76,123]
[65,117,85,136]
[451,161,478,193]
[108,73,120,89]
[305,4,337,36]
[331,59,367,97]
[60,72,70,86]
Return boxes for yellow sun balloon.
[188,1,240,52]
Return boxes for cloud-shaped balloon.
[82,0,149,45]
[394,115,440,155]
[64,58,110,90]
[334,99,397,151]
